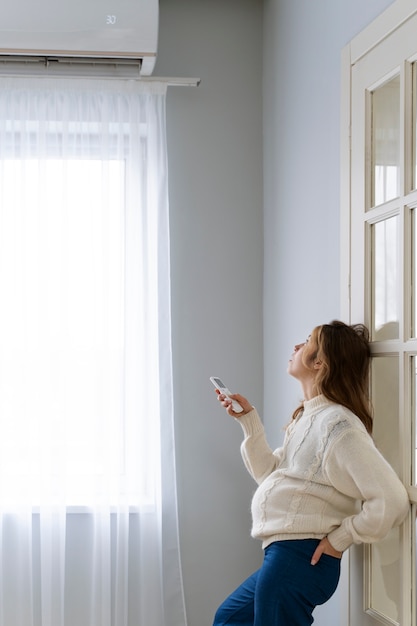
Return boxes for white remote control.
[210,376,243,413]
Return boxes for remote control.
[210,376,243,413]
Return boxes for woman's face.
[287,329,320,381]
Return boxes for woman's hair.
[292,320,373,434]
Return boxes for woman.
[213,320,409,626]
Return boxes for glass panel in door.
[413,208,417,339]
[413,63,417,191]
[369,355,401,623]
[372,216,399,340]
[371,75,400,207]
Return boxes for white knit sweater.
[238,395,409,552]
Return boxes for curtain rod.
[0,73,201,86]
[0,71,201,86]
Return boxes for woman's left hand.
[310,537,343,565]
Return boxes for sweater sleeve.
[237,408,285,485]
[324,429,409,552]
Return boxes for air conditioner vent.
[0,55,145,78]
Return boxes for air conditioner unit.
[0,0,158,76]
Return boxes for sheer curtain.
[0,76,186,626]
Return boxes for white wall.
[154,2,264,625]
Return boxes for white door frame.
[340,2,417,624]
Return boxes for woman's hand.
[215,390,253,418]
[310,537,343,565]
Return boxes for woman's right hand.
[215,390,253,417]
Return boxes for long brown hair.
[292,320,373,434]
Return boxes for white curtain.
[0,77,186,626]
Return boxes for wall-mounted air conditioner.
[0,0,158,76]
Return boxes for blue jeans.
[213,539,341,626]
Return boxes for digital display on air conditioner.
[0,0,158,67]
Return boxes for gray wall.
[156,0,396,625]
[263,0,395,431]
[263,0,394,624]
[154,2,264,625]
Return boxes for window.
[0,108,160,507]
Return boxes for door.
[342,2,417,624]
